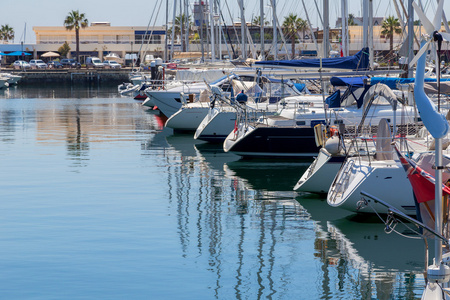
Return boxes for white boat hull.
[327,159,416,215]
[294,148,345,193]
[165,105,210,131]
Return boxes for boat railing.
[328,158,356,203]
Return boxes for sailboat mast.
[260,0,265,59]
[341,0,348,57]
[165,0,169,62]
[368,0,373,68]
[170,0,178,61]
[362,0,368,49]
[323,0,329,58]
[185,0,189,52]
[272,0,277,59]
[240,0,247,59]
[408,0,414,77]
[210,0,215,61]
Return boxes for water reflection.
[1,85,427,298]
[2,83,118,99]
[163,132,425,299]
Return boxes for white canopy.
[41,51,60,58]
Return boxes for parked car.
[29,59,48,69]
[13,60,31,69]
[103,60,121,69]
[86,57,104,68]
[60,58,81,68]
[47,60,63,68]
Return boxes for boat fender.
[314,124,326,147]
[324,136,341,155]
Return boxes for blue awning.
[330,76,368,87]
[3,51,31,56]
[255,48,370,71]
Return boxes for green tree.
[64,10,88,62]
[348,14,356,26]
[0,24,14,43]
[167,14,193,51]
[252,16,269,26]
[282,14,304,59]
[381,16,402,52]
[58,41,71,57]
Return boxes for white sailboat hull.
[294,148,345,193]
[165,104,210,132]
[327,159,416,215]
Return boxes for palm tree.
[252,16,269,26]
[348,14,356,26]
[64,10,88,63]
[283,14,304,59]
[0,25,14,43]
[167,14,192,51]
[381,16,402,52]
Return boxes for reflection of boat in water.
[224,159,311,191]
[295,195,424,298]
[194,142,240,171]
[328,217,424,273]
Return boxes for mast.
[164,0,169,62]
[210,1,215,61]
[323,0,329,58]
[260,0,265,59]
[341,0,348,56]
[200,1,205,62]
[272,0,277,59]
[368,0,373,68]
[240,0,247,59]
[408,0,414,77]
[170,0,178,61]
[185,0,189,52]
[362,0,368,49]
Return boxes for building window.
[39,35,66,44]
[135,34,161,44]
[72,35,99,44]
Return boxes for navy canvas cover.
[254,48,370,70]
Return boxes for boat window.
[296,121,306,125]
[334,120,343,124]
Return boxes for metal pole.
[323,0,329,58]
[408,0,414,78]
[200,1,205,62]
[164,0,169,62]
[341,0,348,56]
[170,0,178,61]
[362,0,368,48]
[272,0,277,59]
[210,5,215,61]
[260,0,265,59]
[369,0,373,68]
[240,0,247,59]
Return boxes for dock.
[3,68,131,85]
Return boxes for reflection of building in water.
[31,99,160,167]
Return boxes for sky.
[0,0,448,44]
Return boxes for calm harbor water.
[0,84,426,299]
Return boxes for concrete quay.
[3,68,131,85]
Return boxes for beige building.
[33,22,167,63]
[0,21,431,63]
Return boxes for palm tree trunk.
[390,35,393,52]
[76,28,80,62]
